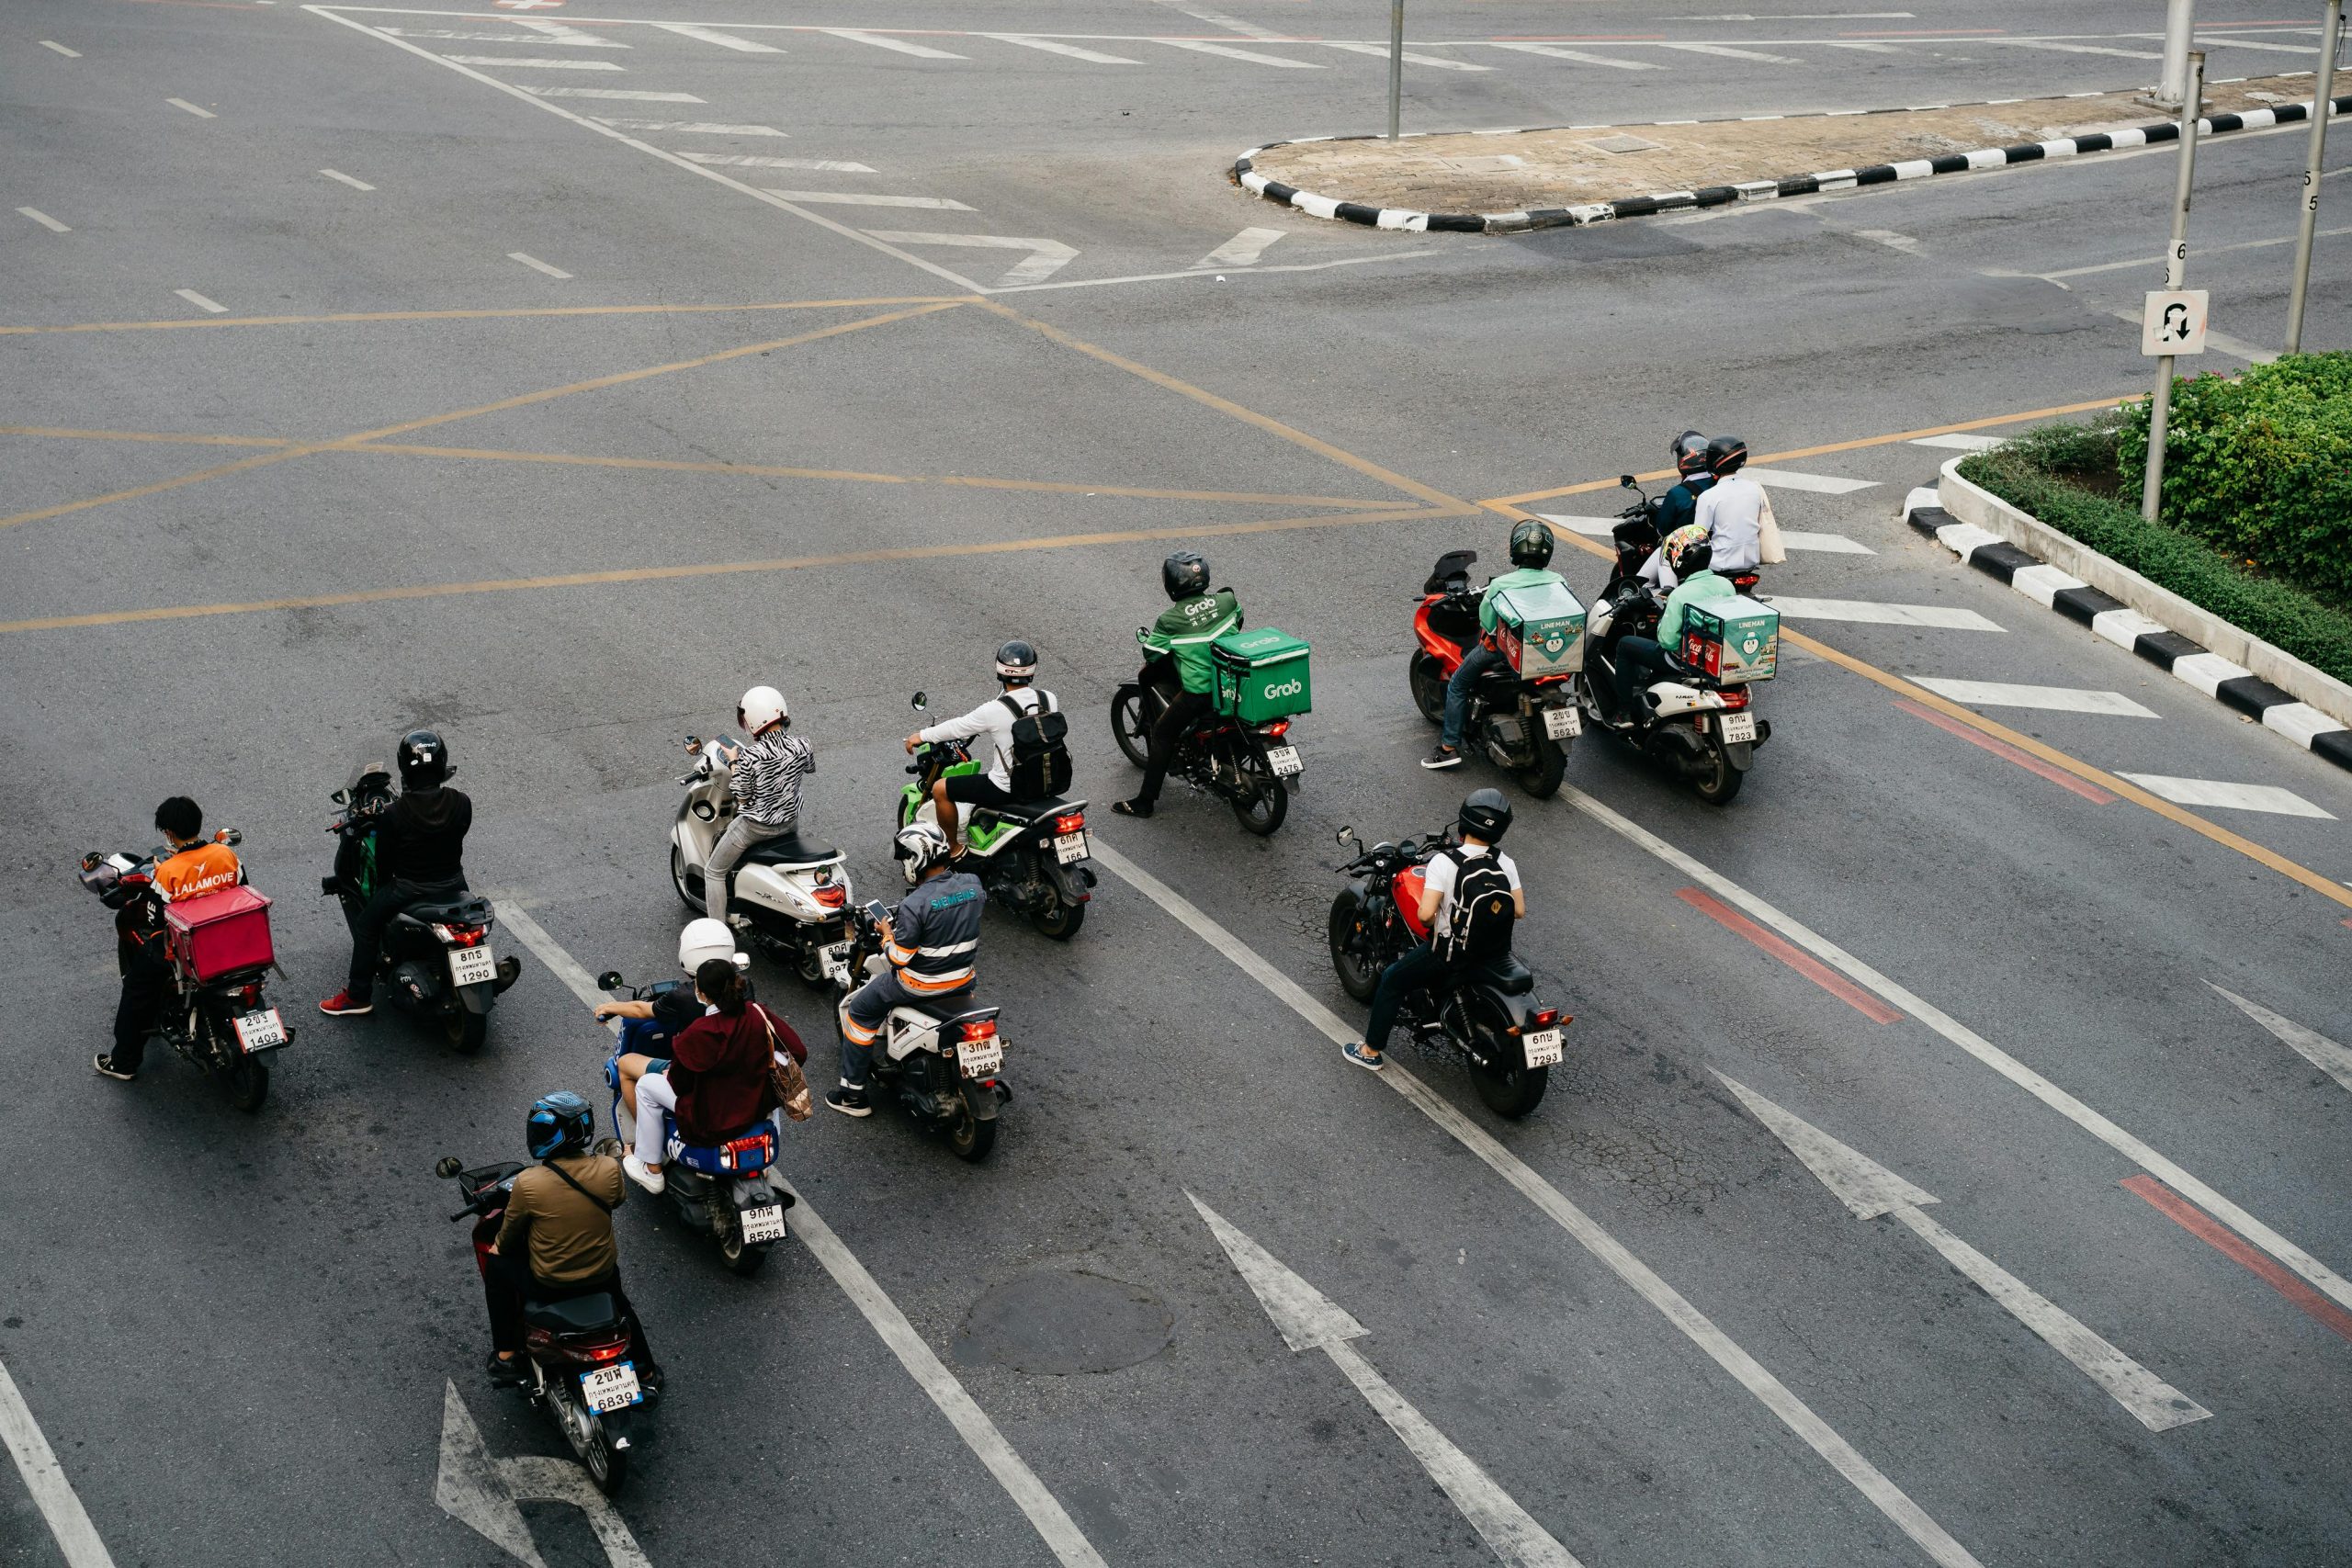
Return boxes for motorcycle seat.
[396,894,491,925]
[744,830,840,866]
[1474,954,1536,996]
[973,795,1080,827]
[903,991,981,1021]
[524,1292,624,1334]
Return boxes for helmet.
[1458,787,1513,844]
[738,685,787,733]
[397,728,449,789]
[526,1090,594,1160]
[677,917,740,976]
[1673,430,1711,477]
[1508,519,1555,570]
[994,640,1038,684]
[1705,434,1748,477]
[1663,523,1714,578]
[1161,551,1210,602]
[895,820,952,885]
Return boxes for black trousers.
[1613,637,1673,722]
[483,1249,658,1371]
[345,877,464,1000]
[111,943,175,1072]
[1364,942,1457,1052]
[1136,690,1215,805]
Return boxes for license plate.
[1054,830,1088,865]
[1717,711,1758,745]
[956,1039,1004,1078]
[581,1363,641,1414]
[1522,1028,1564,1069]
[232,1008,286,1052]
[1542,705,1581,740]
[1265,744,1303,777]
[820,940,853,985]
[739,1203,787,1245]
[448,944,498,987]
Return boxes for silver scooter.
[668,733,854,987]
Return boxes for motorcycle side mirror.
[910,692,928,712]
[215,828,242,847]
[434,1156,462,1179]
[1619,474,1637,489]
[595,970,623,991]
[1336,825,1354,845]
[329,788,348,806]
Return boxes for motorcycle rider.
[1612,525,1733,728]
[903,640,1059,858]
[1423,518,1568,771]
[484,1091,662,1393]
[701,685,815,931]
[619,958,802,1196]
[1114,551,1240,819]
[1691,434,1766,585]
[94,796,243,1082]
[829,821,985,1117]
[320,730,469,1017]
[1341,789,1524,1073]
[1637,432,1717,589]
[594,917,739,1058]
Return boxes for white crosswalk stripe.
[1657,41,1802,63]
[513,18,628,48]
[524,86,705,102]
[1317,40,1492,70]
[983,34,1140,63]
[684,152,875,171]
[1996,39,2163,61]
[1770,597,2006,631]
[594,118,788,136]
[1157,39,1323,68]
[863,231,1079,286]
[763,190,972,209]
[2118,774,2335,818]
[1911,679,2158,717]
[819,28,967,59]
[653,22,783,52]
[1483,42,1660,69]
[1747,468,1879,494]
[1778,530,1875,555]
[1825,41,1906,52]
[2187,34,2324,54]
[443,56,625,69]
[1910,434,2007,451]
[1197,226,1286,266]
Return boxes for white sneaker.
[622,1154,666,1194]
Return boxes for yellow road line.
[0,297,970,337]
[0,426,296,449]
[0,302,960,534]
[1485,394,2138,508]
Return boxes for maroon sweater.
[668,1003,804,1142]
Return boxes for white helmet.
[895,820,951,885]
[677,918,742,976]
[738,685,787,733]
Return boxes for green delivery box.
[1490,579,1587,676]
[1211,626,1313,722]
[1678,594,1780,684]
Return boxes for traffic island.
[1236,75,2352,232]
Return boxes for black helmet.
[1162,551,1210,602]
[1705,434,1748,477]
[1507,519,1555,570]
[1458,787,1513,844]
[1671,429,1709,474]
[994,640,1038,684]
[397,728,449,789]
[526,1090,594,1160]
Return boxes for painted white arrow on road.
[2210,983,2352,1095]
[1191,1194,1585,1568]
[1714,1077,2211,1434]
[861,230,1078,287]
[437,1382,652,1568]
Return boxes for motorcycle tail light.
[959,1019,998,1043]
[1532,674,1571,686]
[813,886,848,909]
[1718,687,1750,710]
[1257,719,1291,739]
[1530,1008,1566,1029]
[431,922,488,947]
[240,983,262,1008]
[725,1130,775,1168]
[578,1339,631,1364]
[1053,813,1086,835]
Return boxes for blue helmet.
[526,1091,594,1160]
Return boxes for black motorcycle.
[835,900,1008,1161]
[1110,656,1298,837]
[900,694,1093,940]
[1325,824,1566,1119]
[324,755,519,1052]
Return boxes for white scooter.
[836,899,1008,1162]
[669,734,854,986]
[1576,592,1769,807]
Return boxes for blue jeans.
[1442,643,1507,750]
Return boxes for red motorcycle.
[1408,550,1580,799]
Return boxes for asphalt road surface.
[6,2,2352,1566]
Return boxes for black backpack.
[1001,693,1072,799]
[1434,849,1515,964]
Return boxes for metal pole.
[2285,0,2344,353]
[2144,51,2205,523]
[2157,0,2197,107]
[1387,0,1404,141]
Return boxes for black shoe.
[92,1054,136,1082]
[1111,797,1153,818]
[1420,746,1463,771]
[636,1362,665,1403]
[485,1352,527,1389]
[826,1086,872,1118]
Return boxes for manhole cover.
[952,1270,1173,1374]
[1585,133,1664,154]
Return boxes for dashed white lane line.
[982,33,1139,63]
[513,17,629,48]
[40,39,81,57]
[319,168,376,190]
[765,190,973,209]
[1657,40,1802,63]
[1854,228,1922,255]
[379,27,553,43]
[174,288,228,314]
[166,97,215,118]
[1910,678,2158,718]
[595,118,787,135]
[2209,984,2352,1096]
[1088,840,1984,1568]
[1995,38,2163,61]
[17,208,71,233]
[506,251,573,278]
[2115,774,2335,819]
[684,152,876,172]
[0,1357,113,1568]
[1197,226,1285,266]
[818,27,967,58]
[1747,467,1878,494]
[1910,433,2006,451]
[1157,38,1323,67]
[1770,597,2006,631]
[1485,41,1660,68]
[444,54,623,69]
[653,21,784,51]
[523,85,705,102]
[1317,39,1492,69]
[1825,40,1906,52]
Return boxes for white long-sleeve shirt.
[1694,474,1768,573]
[920,687,1057,792]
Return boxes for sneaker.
[622,1154,666,1194]
[724,913,752,932]
[92,1054,136,1082]
[1419,746,1463,771]
[485,1351,527,1389]
[826,1085,872,1118]
[318,989,373,1017]
[1341,1042,1385,1073]
[1110,798,1153,818]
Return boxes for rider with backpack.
[1342,789,1523,1073]
[905,640,1070,859]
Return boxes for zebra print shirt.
[730,731,815,826]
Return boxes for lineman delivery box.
[1679,595,1780,685]
[1211,626,1313,722]
[1490,579,1586,676]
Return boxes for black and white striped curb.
[1904,495,2352,774]
[1235,87,2352,234]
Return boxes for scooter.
[594,968,795,1278]
[837,899,1008,1162]
[899,694,1092,940]
[437,1155,650,1495]
[669,734,854,986]
[1109,648,1300,837]
[1407,549,1581,799]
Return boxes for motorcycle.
[834,899,1008,1161]
[593,969,795,1278]
[670,733,854,985]
[1407,549,1581,799]
[1109,643,1299,837]
[79,829,287,1111]
[324,755,520,1052]
[899,694,1091,941]
[1325,824,1567,1119]
[436,1155,649,1495]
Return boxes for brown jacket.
[495,1155,625,1284]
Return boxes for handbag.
[1755,489,1788,567]
[758,1006,814,1122]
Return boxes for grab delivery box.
[1490,579,1586,676]
[1678,594,1780,684]
[1210,626,1313,722]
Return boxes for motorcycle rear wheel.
[1691,741,1745,806]
[1028,897,1086,941]
[226,1055,269,1112]
[552,1376,628,1495]
[947,1107,998,1163]
[1469,1057,1550,1119]
[1229,752,1288,837]
[1111,687,1152,769]
[1515,736,1566,800]
[1408,653,1447,726]
[719,1214,772,1278]
[443,1008,489,1055]
[1327,893,1384,1004]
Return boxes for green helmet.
[1508,519,1555,570]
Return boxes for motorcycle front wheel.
[1110,686,1152,769]
[1228,750,1288,837]
[670,842,703,912]
[1408,653,1447,726]
[1327,893,1385,1004]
